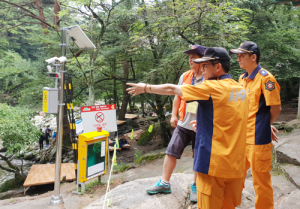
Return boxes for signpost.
[80,104,118,133]
[46,25,96,206]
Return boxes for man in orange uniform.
[230,41,282,209]
[126,47,249,209]
[146,45,206,202]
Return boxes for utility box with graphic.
[78,130,109,183]
[42,87,58,113]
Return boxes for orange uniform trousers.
[197,172,243,209]
[244,143,273,209]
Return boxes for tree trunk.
[118,61,130,120]
[155,95,171,147]
[35,0,48,34]
[87,16,95,106]
[88,76,95,106]
[112,59,117,106]
[53,0,60,28]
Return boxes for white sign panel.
[81,104,117,133]
[75,119,84,136]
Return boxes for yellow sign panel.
[78,130,109,183]
[43,90,48,113]
[186,101,198,114]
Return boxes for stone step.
[274,129,300,166]
[238,173,298,209]
[281,164,300,189]
[275,189,300,209]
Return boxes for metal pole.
[50,28,68,206]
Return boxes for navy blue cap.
[229,41,260,56]
[183,45,206,56]
[193,47,231,63]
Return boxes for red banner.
[81,104,116,113]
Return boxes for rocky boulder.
[0,140,7,152]
[286,119,300,129]
[276,190,300,209]
[274,129,300,166]
[24,152,34,160]
[84,173,197,209]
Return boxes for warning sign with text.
[81,104,117,133]
[43,90,48,113]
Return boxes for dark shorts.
[166,125,196,159]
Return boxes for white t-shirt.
[177,72,204,131]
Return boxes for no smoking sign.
[95,112,105,123]
[81,105,117,133]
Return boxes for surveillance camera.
[47,65,52,73]
[45,57,58,64]
[57,56,67,63]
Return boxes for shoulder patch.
[259,70,268,76]
[265,80,275,91]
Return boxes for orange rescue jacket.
[178,70,194,121]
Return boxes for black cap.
[183,45,206,57]
[229,41,260,56]
[193,47,231,63]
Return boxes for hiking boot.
[190,183,197,202]
[146,180,172,194]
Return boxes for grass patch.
[135,153,165,164]
[115,163,130,173]
[84,179,105,194]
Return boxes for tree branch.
[0,153,20,173]
[0,164,15,173]
[5,22,44,30]
[0,0,53,28]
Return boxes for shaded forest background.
[1,0,300,146]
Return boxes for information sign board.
[78,130,109,183]
[81,104,117,133]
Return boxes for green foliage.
[134,150,143,162]
[0,104,40,155]
[115,163,130,173]
[0,0,299,148]
[0,51,51,107]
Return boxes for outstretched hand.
[271,125,279,143]
[126,83,146,96]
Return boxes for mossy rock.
[273,124,285,130]
[135,153,166,164]
[284,125,294,133]
[0,176,25,193]
[137,123,159,146]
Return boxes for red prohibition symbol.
[95,112,105,123]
